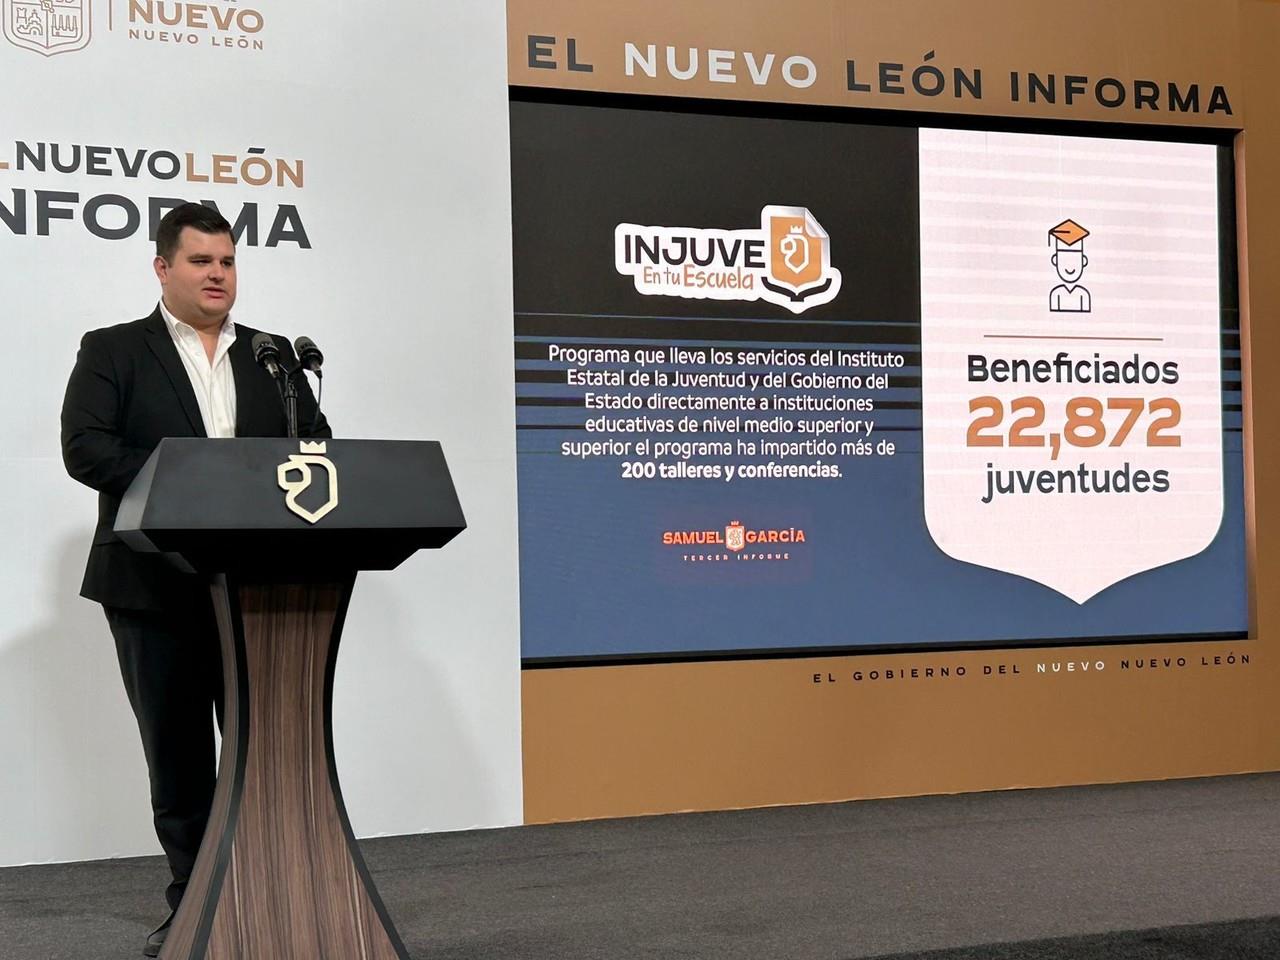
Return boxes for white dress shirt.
[159,300,238,438]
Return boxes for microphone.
[293,336,324,375]
[251,332,282,379]
[293,335,326,435]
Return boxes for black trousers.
[105,600,224,913]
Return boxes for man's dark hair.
[155,203,233,263]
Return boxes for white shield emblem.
[4,0,91,56]
[918,129,1225,603]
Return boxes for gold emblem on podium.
[277,440,339,524]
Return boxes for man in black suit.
[60,203,330,957]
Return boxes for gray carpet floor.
[2,773,1277,959]
[868,916,1280,959]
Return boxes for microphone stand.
[262,342,321,438]
[282,368,300,439]
[269,361,301,438]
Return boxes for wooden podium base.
[161,575,409,960]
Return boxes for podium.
[115,438,466,960]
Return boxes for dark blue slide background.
[510,97,1248,662]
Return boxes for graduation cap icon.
[1048,218,1092,312]
[1048,218,1089,250]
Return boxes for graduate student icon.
[1048,218,1092,313]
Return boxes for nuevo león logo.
[3,0,90,56]
[615,205,843,315]
[3,0,270,56]
[0,140,312,247]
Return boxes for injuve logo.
[616,205,843,315]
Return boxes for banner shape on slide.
[918,130,1224,603]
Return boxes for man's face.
[1053,249,1087,284]
[153,227,237,327]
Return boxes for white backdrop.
[0,0,522,864]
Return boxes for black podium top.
[115,438,466,576]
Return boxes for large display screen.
[511,97,1246,663]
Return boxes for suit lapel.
[230,332,256,436]
[143,308,206,438]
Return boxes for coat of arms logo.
[3,0,91,56]
[725,521,745,552]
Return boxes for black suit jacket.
[61,308,332,611]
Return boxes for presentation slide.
[511,99,1246,662]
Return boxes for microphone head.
[294,335,324,372]
[251,332,280,362]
